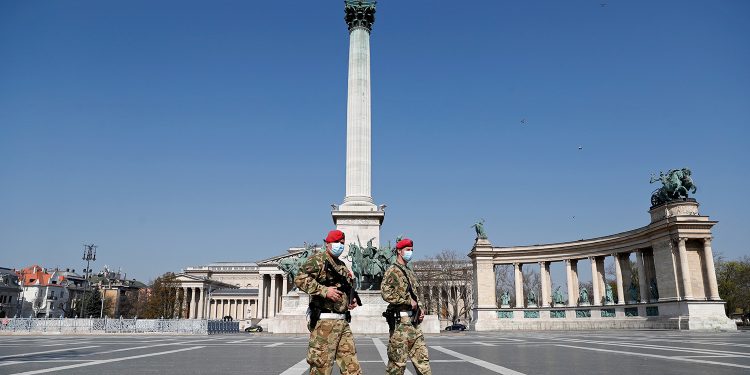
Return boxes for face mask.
[402,250,413,262]
[330,242,345,257]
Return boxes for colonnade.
[487,237,720,309]
[256,273,287,319]
[172,286,207,319]
[207,298,255,320]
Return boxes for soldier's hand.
[410,299,417,310]
[347,301,358,310]
[326,287,344,302]
[418,310,425,322]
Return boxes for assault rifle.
[325,261,363,307]
[396,264,422,326]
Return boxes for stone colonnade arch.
[470,200,734,331]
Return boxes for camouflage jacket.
[381,263,424,310]
[294,250,352,313]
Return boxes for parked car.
[444,323,466,331]
[245,325,263,332]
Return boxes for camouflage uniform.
[295,251,361,375]
[381,264,432,375]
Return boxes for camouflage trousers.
[307,319,361,375]
[386,317,431,375]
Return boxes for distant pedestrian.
[295,229,361,375]
[381,238,431,375]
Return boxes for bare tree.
[414,250,473,324]
[495,265,513,306]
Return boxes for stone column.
[269,275,277,317]
[636,250,648,303]
[282,275,289,295]
[614,254,625,305]
[677,238,693,299]
[540,261,550,307]
[343,1,375,205]
[258,275,267,318]
[590,257,601,305]
[514,263,524,308]
[566,259,577,307]
[195,287,202,319]
[187,288,195,319]
[702,238,720,300]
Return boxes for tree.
[79,289,109,318]
[119,289,148,318]
[716,256,750,316]
[142,272,179,319]
[415,250,474,324]
[495,265,513,306]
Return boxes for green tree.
[143,272,178,319]
[79,289,108,318]
[716,256,750,316]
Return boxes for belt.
[399,311,413,317]
[319,313,346,320]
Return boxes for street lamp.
[80,244,97,317]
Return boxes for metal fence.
[0,317,239,335]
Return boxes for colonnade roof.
[471,212,716,263]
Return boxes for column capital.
[345,0,376,32]
[703,237,713,245]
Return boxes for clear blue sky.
[1,0,748,282]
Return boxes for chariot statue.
[650,168,697,206]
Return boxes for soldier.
[294,229,362,375]
[381,238,432,375]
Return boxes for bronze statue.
[650,168,697,206]
[471,219,488,240]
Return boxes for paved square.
[1,331,748,374]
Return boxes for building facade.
[0,267,22,318]
[17,265,70,318]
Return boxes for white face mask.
[403,250,413,262]
[330,242,345,257]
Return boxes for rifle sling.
[395,264,419,304]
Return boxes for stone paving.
[0,331,748,374]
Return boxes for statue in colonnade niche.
[527,290,537,306]
[552,286,565,306]
[579,287,590,304]
[628,283,638,302]
[500,290,510,306]
[605,284,614,304]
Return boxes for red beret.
[325,230,345,243]
[396,238,413,250]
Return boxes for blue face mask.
[403,250,413,262]
[330,242,345,257]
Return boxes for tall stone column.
[614,254,625,305]
[514,263,524,308]
[282,275,289,295]
[269,275,277,317]
[540,261,550,307]
[636,250,649,303]
[677,238,693,299]
[333,0,384,250]
[258,275,267,319]
[189,288,197,319]
[566,259,578,307]
[702,238,720,300]
[590,257,601,305]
